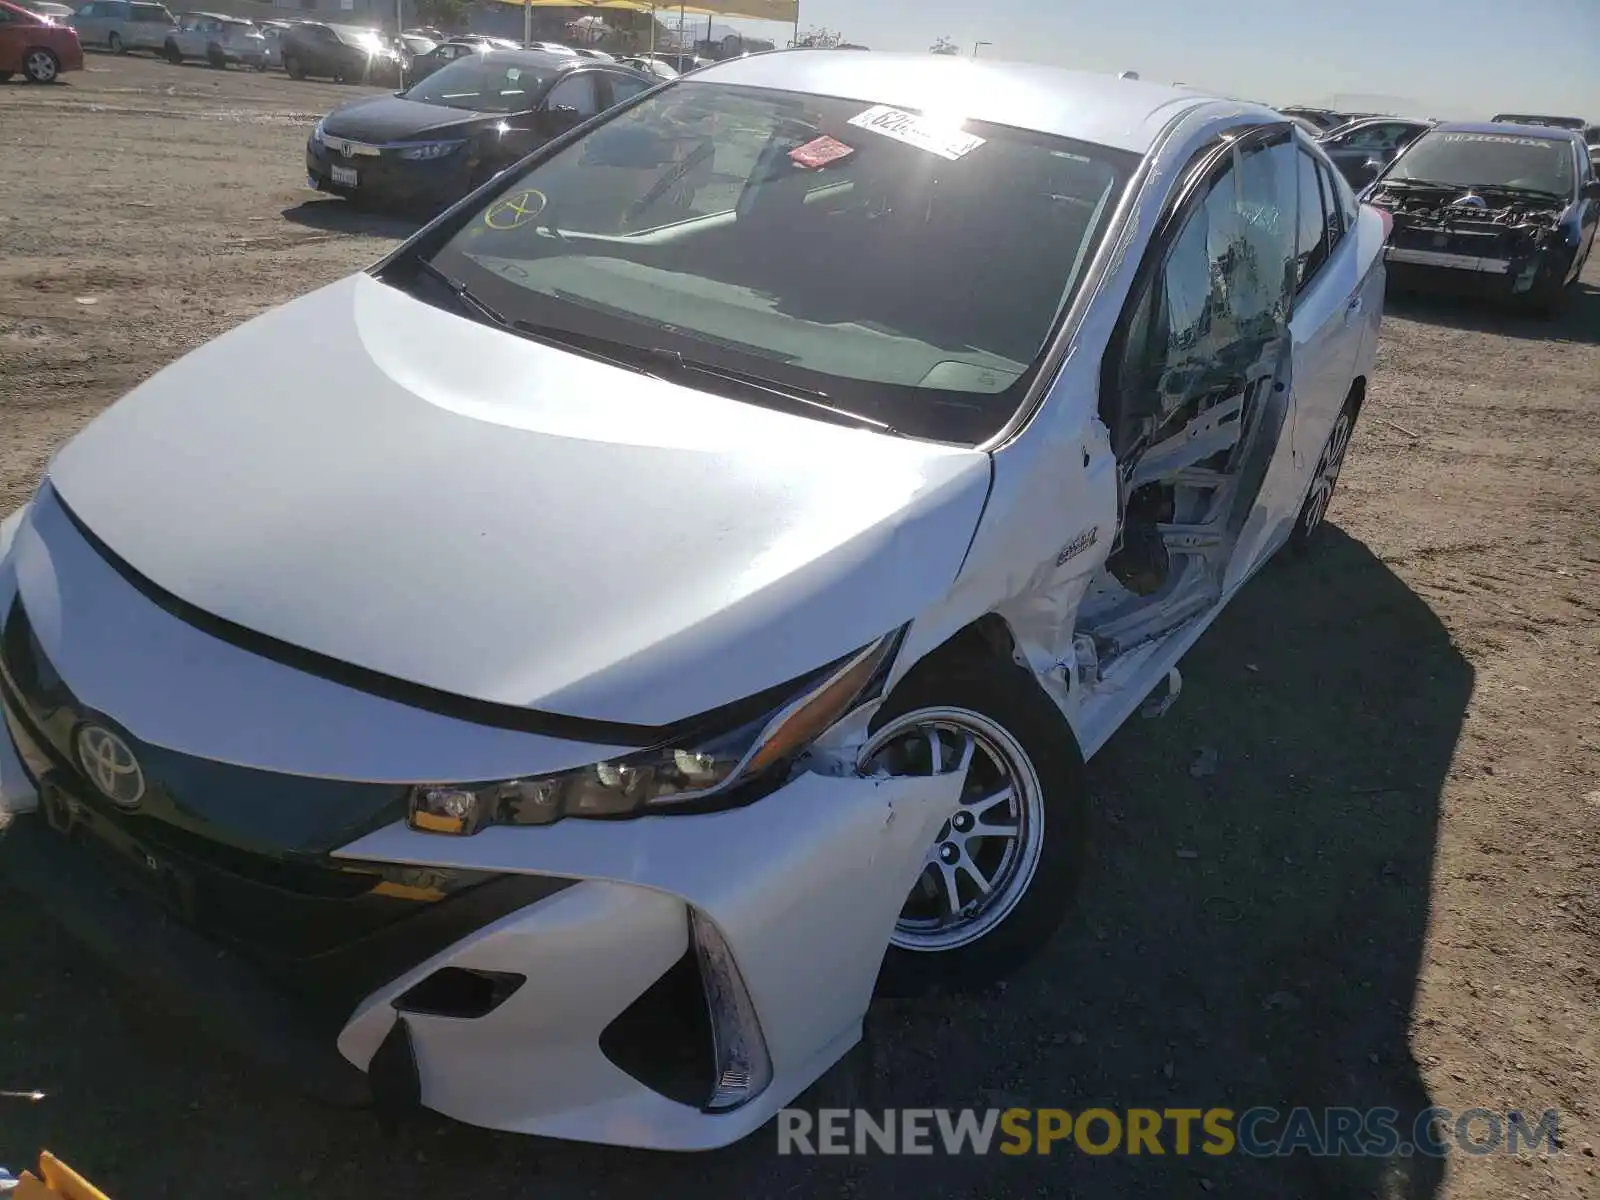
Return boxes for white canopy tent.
[480,0,800,56]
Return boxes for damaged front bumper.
[1373,188,1574,301]
[0,494,967,1151]
[332,765,962,1148]
[0,707,960,1148]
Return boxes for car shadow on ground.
[281,199,421,238]
[1386,280,1600,346]
[0,527,1467,1199]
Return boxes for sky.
[708,0,1600,122]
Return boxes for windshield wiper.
[411,257,510,327]
[400,264,897,435]
[1380,178,1461,189]
[508,321,897,435]
[1471,182,1568,202]
[643,349,899,435]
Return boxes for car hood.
[322,95,492,143]
[44,274,992,727]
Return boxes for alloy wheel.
[24,49,58,82]
[1302,410,1352,536]
[862,707,1047,953]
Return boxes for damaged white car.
[0,52,1387,1150]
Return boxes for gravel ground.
[2,55,1597,1200]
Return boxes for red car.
[0,0,83,83]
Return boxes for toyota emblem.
[75,725,146,809]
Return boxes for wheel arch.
[884,612,1029,707]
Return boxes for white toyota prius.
[0,52,1387,1149]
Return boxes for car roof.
[688,51,1249,153]
[474,48,592,71]
[1430,120,1583,144]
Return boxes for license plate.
[332,165,358,187]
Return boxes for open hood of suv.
[44,274,992,726]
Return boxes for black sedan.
[1364,122,1600,317]
[1318,116,1432,189]
[306,51,654,210]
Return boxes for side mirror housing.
[1582,179,1600,201]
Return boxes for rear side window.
[545,73,602,119]
[608,72,652,104]
[1295,149,1330,290]
[1316,158,1345,256]
[1326,157,1359,229]
[132,4,170,18]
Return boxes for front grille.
[1390,221,1518,259]
[0,595,574,1010]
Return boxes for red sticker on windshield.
[789,135,855,170]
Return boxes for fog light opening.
[395,966,524,1019]
[691,909,772,1112]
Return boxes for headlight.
[312,118,325,143]
[399,140,465,161]
[407,628,905,835]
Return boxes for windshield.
[1388,130,1574,197]
[331,24,383,49]
[425,82,1135,444]
[403,56,554,112]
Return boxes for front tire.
[164,40,182,64]
[22,47,60,83]
[283,53,304,79]
[1525,266,1573,321]
[107,31,125,53]
[863,661,1087,998]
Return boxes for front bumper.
[0,701,958,1148]
[0,492,964,1150]
[1383,245,1568,301]
[306,136,471,209]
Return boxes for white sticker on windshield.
[847,105,985,160]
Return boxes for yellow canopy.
[490,0,798,22]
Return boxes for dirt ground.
[1,55,1597,1200]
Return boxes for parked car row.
[1275,101,1599,317]
[3,0,672,87]
[66,0,273,70]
